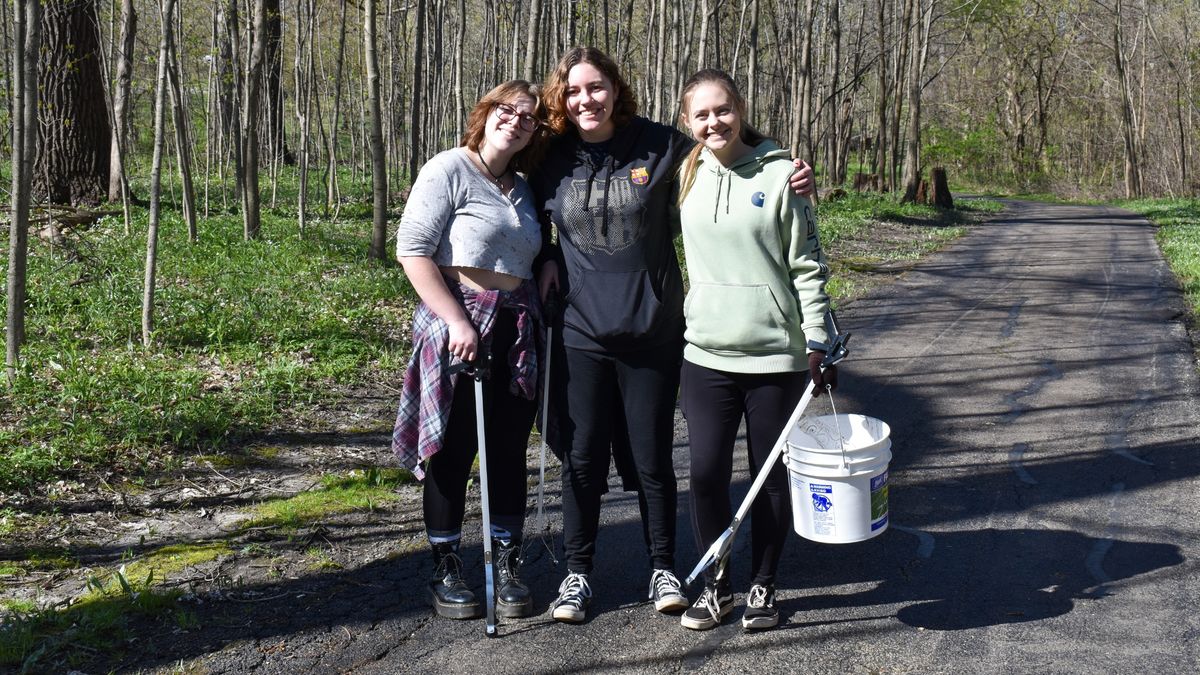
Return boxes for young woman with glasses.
[391,80,549,620]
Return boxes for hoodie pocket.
[684,282,792,352]
[563,269,665,345]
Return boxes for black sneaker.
[551,572,591,623]
[680,583,733,630]
[648,569,688,613]
[742,584,778,629]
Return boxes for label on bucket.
[870,471,889,531]
[808,483,835,537]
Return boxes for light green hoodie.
[679,140,830,374]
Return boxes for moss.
[242,469,409,530]
[0,547,79,576]
[120,541,232,582]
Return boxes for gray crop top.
[395,147,541,279]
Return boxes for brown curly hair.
[543,47,638,136]
[459,80,550,173]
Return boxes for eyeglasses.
[494,103,541,132]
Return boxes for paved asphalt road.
[192,200,1200,674]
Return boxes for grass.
[0,169,416,491]
[815,192,1003,301]
[1120,198,1200,333]
[0,567,191,671]
[242,467,414,530]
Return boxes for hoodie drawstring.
[713,169,723,222]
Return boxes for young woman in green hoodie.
[675,69,838,631]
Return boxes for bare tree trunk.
[747,0,758,120]
[408,0,427,182]
[523,0,542,81]
[242,0,267,240]
[6,0,41,384]
[220,0,244,214]
[167,28,198,241]
[697,0,710,69]
[366,0,388,261]
[873,0,888,184]
[651,0,667,120]
[795,0,816,168]
[325,0,347,217]
[1113,0,1141,198]
[296,0,316,237]
[107,0,135,204]
[902,0,932,203]
[454,0,466,135]
[262,0,292,165]
[34,0,111,206]
[144,0,177,347]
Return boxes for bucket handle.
[824,386,850,473]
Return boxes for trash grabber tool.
[535,288,561,538]
[450,354,499,637]
[685,317,850,586]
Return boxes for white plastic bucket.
[783,413,892,544]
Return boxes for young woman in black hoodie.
[529,47,814,623]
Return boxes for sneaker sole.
[680,603,732,630]
[654,595,690,613]
[552,606,586,623]
[742,614,779,630]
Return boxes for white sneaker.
[551,572,591,623]
[648,569,688,612]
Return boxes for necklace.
[477,150,508,190]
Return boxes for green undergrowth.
[1121,198,1200,333]
[0,194,415,492]
[817,192,1001,300]
[242,467,413,531]
[0,567,192,671]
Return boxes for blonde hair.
[460,80,549,172]
[676,69,773,206]
[543,46,638,135]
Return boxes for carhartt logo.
[631,167,649,185]
[751,192,766,207]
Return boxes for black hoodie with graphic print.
[531,116,692,353]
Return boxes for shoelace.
[495,545,518,578]
[696,587,725,624]
[554,573,591,608]
[746,585,771,609]
[648,569,682,600]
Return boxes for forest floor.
[0,203,1004,673]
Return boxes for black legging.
[680,360,802,587]
[556,338,682,574]
[423,309,538,539]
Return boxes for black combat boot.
[494,538,533,618]
[428,541,479,619]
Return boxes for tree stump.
[916,179,929,204]
[931,167,954,208]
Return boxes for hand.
[539,260,560,303]
[808,351,837,396]
[790,159,815,198]
[447,318,480,364]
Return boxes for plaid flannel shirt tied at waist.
[391,279,542,480]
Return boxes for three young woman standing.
[391,51,831,632]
